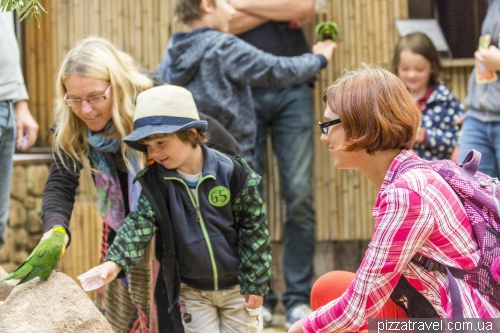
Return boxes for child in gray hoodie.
[156,0,336,166]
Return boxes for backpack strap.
[411,253,466,319]
[227,154,251,200]
[460,149,481,181]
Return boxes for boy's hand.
[312,40,337,62]
[98,261,122,284]
[243,294,263,309]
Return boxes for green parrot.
[0,226,67,285]
[315,21,339,42]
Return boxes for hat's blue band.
[133,116,200,130]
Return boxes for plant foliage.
[0,0,46,28]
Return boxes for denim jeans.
[0,101,16,249]
[458,116,500,178]
[252,84,315,313]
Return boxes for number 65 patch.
[208,186,231,207]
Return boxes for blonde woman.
[40,36,241,333]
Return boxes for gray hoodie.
[465,0,500,121]
[156,28,326,165]
[0,11,29,102]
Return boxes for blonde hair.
[53,36,153,171]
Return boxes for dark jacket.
[106,146,272,294]
[105,146,272,331]
[156,27,327,164]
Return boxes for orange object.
[311,271,407,332]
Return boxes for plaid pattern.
[232,170,272,296]
[106,194,158,276]
[303,150,500,333]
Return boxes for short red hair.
[324,65,420,155]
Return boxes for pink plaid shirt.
[303,150,500,333]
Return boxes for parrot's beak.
[60,243,66,259]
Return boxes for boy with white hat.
[82,85,272,333]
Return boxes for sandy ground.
[263,314,287,333]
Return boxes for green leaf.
[19,6,33,21]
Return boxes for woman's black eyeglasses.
[318,119,341,134]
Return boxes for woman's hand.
[288,318,305,333]
[243,294,263,309]
[40,227,70,246]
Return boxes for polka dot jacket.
[413,82,465,160]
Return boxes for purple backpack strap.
[460,150,481,181]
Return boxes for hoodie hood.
[156,28,219,86]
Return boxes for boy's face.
[210,0,234,33]
[143,130,199,173]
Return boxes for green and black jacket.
[106,146,272,316]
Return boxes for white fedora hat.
[123,85,208,152]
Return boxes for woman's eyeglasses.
[318,119,341,134]
[64,85,112,108]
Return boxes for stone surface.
[26,236,42,253]
[0,281,17,302]
[10,166,27,200]
[8,200,26,228]
[0,229,14,263]
[0,263,17,275]
[13,250,29,265]
[29,165,50,196]
[12,227,28,249]
[26,211,43,234]
[0,272,113,333]
[23,196,36,210]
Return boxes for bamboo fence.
[19,0,476,280]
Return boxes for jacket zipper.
[164,175,219,290]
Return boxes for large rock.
[0,272,113,333]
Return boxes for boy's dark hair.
[139,129,210,148]
[174,0,216,24]
[391,32,442,86]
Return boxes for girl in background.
[392,32,464,160]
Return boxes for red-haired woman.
[288,65,500,333]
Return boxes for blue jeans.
[252,85,315,313]
[0,101,16,249]
[458,116,500,178]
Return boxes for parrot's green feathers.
[315,21,339,42]
[0,226,66,285]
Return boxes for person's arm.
[14,100,38,150]
[221,35,335,88]
[41,151,82,246]
[105,192,158,278]
[233,168,272,298]
[231,0,315,22]
[228,9,268,36]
